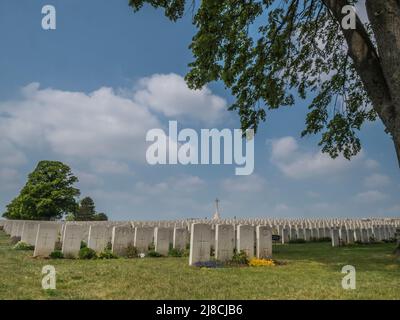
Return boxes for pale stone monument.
[62,223,84,258]
[173,227,188,250]
[189,223,211,266]
[21,221,39,246]
[289,227,297,241]
[304,228,311,242]
[346,229,355,244]
[361,228,369,243]
[354,228,362,242]
[331,228,340,247]
[281,227,289,244]
[134,226,154,253]
[212,198,221,220]
[87,225,109,252]
[256,225,272,259]
[237,225,255,258]
[318,227,325,239]
[215,224,235,261]
[297,227,305,240]
[154,227,170,255]
[33,223,58,257]
[111,225,135,256]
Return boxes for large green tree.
[129,0,400,166]
[3,161,80,220]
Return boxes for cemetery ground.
[0,231,398,300]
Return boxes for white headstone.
[173,227,188,250]
[189,223,211,266]
[331,228,339,247]
[21,221,39,246]
[134,227,154,253]
[33,223,58,257]
[111,225,135,256]
[346,229,355,244]
[237,225,255,258]
[87,225,109,252]
[62,223,84,258]
[215,224,235,261]
[154,227,170,255]
[304,228,311,242]
[281,227,289,244]
[256,225,272,259]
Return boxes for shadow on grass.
[273,242,399,272]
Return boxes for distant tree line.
[2,160,108,221]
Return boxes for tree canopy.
[129,0,400,166]
[74,197,109,221]
[2,161,80,220]
[75,196,96,221]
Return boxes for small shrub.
[50,250,64,259]
[79,247,97,259]
[80,241,87,249]
[147,250,163,257]
[226,250,249,266]
[210,246,215,257]
[125,245,138,258]
[383,239,396,243]
[105,242,112,250]
[98,249,118,259]
[168,248,184,257]
[148,242,155,251]
[54,240,62,251]
[182,248,190,257]
[13,241,34,250]
[9,236,21,245]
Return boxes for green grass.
[0,231,399,300]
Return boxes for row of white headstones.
[1,218,399,265]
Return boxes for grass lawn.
[0,230,399,300]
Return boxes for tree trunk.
[366,0,400,168]
[323,0,400,167]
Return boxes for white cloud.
[0,83,160,163]
[355,190,388,203]
[133,73,227,124]
[269,136,298,160]
[75,170,104,188]
[269,136,361,179]
[0,168,21,191]
[365,159,380,169]
[0,139,27,167]
[0,76,227,172]
[363,173,390,189]
[91,159,131,175]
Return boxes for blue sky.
[0,0,399,220]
